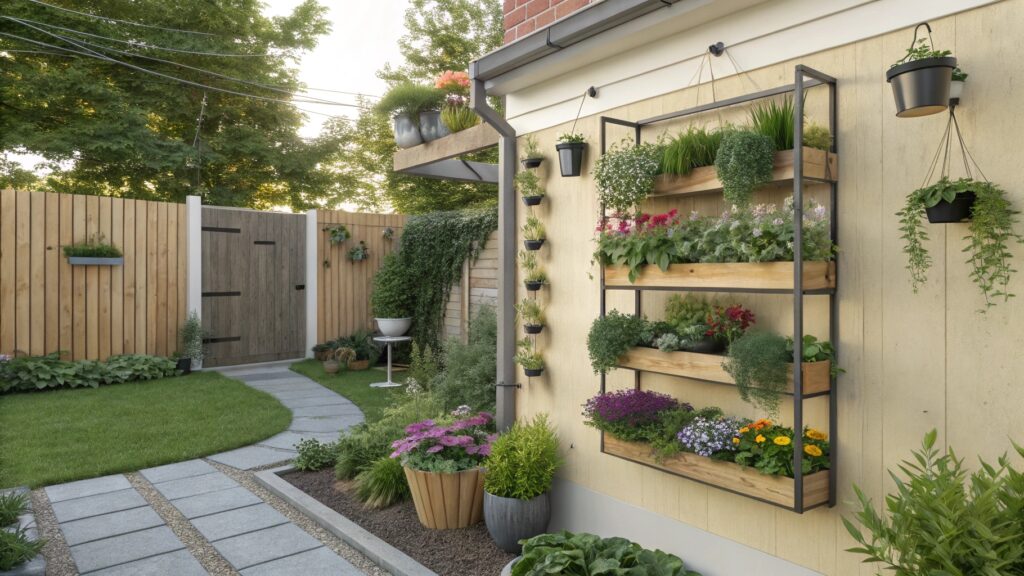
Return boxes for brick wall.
[503,0,592,44]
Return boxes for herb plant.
[484,414,560,500]
[523,135,542,160]
[891,38,953,68]
[63,236,122,258]
[715,130,776,207]
[520,250,547,284]
[293,438,337,471]
[514,338,544,371]
[515,298,545,326]
[514,531,701,576]
[371,253,413,318]
[522,215,545,241]
[723,330,789,418]
[660,126,723,176]
[593,140,664,215]
[586,311,651,374]
[515,170,544,198]
[557,133,585,144]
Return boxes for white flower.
[752,228,763,237]
[452,405,472,417]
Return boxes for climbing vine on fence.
[387,208,497,351]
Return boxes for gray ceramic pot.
[484,491,551,553]
[419,110,451,142]
[392,114,423,149]
[886,56,956,118]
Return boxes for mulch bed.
[284,469,516,576]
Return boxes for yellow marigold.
[752,419,773,430]
[739,427,750,434]
[773,436,792,446]
[804,445,823,457]
[755,434,766,444]
[732,437,740,445]
[806,429,828,441]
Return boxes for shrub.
[406,342,440,391]
[374,82,445,119]
[715,130,775,207]
[335,392,443,480]
[0,491,29,527]
[804,124,832,151]
[371,253,414,318]
[354,456,410,508]
[293,438,337,472]
[181,310,204,363]
[431,306,497,412]
[484,414,560,500]
[0,527,45,572]
[336,329,380,363]
[0,353,179,394]
[660,126,723,176]
[593,140,664,215]
[586,311,651,374]
[514,531,700,576]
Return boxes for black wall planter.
[523,367,544,377]
[523,239,545,251]
[524,280,544,292]
[521,157,543,169]
[521,195,544,207]
[524,324,544,335]
[926,192,975,223]
[886,56,957,117]
[555,142,585,177]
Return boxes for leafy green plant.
[804,124,832,151]
[354,456,410,509]
[0,526,45,571]
[513,531,701,576]
[785,334,836,364]
[844,430,1024,575]
[440,103,478,132]
[336,329,381,363]
[515,170,545,198]
[406,342,440,390]
[325,224,349,245]
[293,438,337,471]
[484,414,560,500]
[952,67,968,82]
[347,240,369,262]
[586,311,651,374]
[892,38,953,68]
[0,491,29,527]
[520,250,547,284]
[594,140,664,215]
[723,331,789,418]
[0,353,179,394]
[523,135,542,160]
[371,253,413,318]
[522,215,546,241]
[557,133,585,144]
[335,392,444,480]
[63,236,122,258]
[432,306,497,411]
[374,82,445,120]
[715,130,776,207]
[750,97,795,151]
[660,126,723,176]
[515,298,545,327]
[664,294,713,335]
[515,338,544,371]
[181,310,205,364]
[898,177,1023,307]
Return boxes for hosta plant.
[514,531,701,576]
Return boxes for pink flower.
[435,70,470,92]
[426,445,445,454]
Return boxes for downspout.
[470,61,517,432]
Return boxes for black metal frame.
[597,64,838,514]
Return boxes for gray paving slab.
[152,471,238,500]
[213,523,322,570]
[238,372,302,382]
[50,488,148,523]
[69,525,184,574]
[240,545,362,576]
[290,416,363,433]
[190,503,289,542]
[250,385,334,396]
[139,459,217,484]
[290,404,362,418]
[59,505,164,546]
[278,395,353,409]
[86,549,207,576]
[170,486,263,519]
[207,445,295,470]
[44,474,131,503]
[269,389,345,400]
[258,431,337,451]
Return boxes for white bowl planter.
[375,317,412,337]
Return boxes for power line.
[21,0,221,37]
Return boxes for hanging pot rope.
[920,107,987,188]
[897,22,935,66]
[568,87,593,136]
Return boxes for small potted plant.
[520,250,547,292]
[483,414,560,553]
[522,215,546,251]
[374,82,446,148]
[555,132,586,177]
[63,236,123,266]
[437,71,478,134]
[325,224,349,245]
[323,346,354,375]
[371,253,413,337]
[339,329,380,370]
[515,298,545,334]
[180,310,205,371]
[521,135,544,169]
[950,66,967,102]
[348,241,369,262]
[515,338,544,377]
[311,342,332,361]
[516,170,545,207]
[885,26,958,117]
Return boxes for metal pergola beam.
[396,159,498,184]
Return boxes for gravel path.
[29,488,76,576]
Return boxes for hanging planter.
[521,135,544,169]
[524,279,546,292]
[523,239,545,251]
[516,170,545,207]
[522,215,546,252]
[886,23,957,118]
[326,224,350,245]
[556,137,586,177]
[925,190,976,223]
[524,324,544,335]
[348,241,370,262]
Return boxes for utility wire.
[21,0,221,37]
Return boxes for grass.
[0,372,290,488]
[290,360,402,422]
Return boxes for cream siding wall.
[511,2,1024,574]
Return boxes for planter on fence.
[392,114,423,149]
[404,466,485,529]
[524,280,545,292]
[66,256,124,266]
[604,261,836,292]
[555,142,585,177]
[484,492,551,554]
[886,56,957,118]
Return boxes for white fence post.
[305,209,318,358]
[186,196,202,320]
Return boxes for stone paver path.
[42,360,369,575]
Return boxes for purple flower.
[404,419,435,434]
[583,389,678,428]
[426,445,445,454]
[677,417,742,457]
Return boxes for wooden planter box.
[404,466,485,529]
[651,147,838,198]
[617,347,832,396]
[602,434,829,509]
[604,261,835,291]
[66,256,124,266]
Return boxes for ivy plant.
[715,130,776,207]
[593,139,664,216]
[898,177,1023,308]
[722,330,789,418]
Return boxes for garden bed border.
[0,487,45,576]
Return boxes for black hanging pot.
[522,195,544,207]
[521,157,543,169]
[523,367,544,377]
[523,239,545,251]
[886,56,957,117]
[555,142,585,177]
[524,280,544,292]
[524,324,544,335]
[926,191,975,223]
[176,357,192,374]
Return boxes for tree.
[0,0,345,209]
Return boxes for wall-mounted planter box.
[617,346,832,396]
[66,257,124,266]
[603,261,836,292]
[602,434,830,510]
[651,148,838,198]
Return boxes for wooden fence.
[443,231,498,342]
[0,189,188,360]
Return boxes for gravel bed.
[284,469,517,576]
[29,488,76,576]
[128,472,238,576]
[210,461,387,576]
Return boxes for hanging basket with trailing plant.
[348,241,370,262]
[326,224,350,245]
[886,23,958,118]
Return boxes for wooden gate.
[201,207,305,367]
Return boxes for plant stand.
[370,336,410,388]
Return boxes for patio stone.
[190,503,289,542]
[44,474,131,503]
[290,416,363,433]
[50,488,148,523]
[86,549,207,576]
[269,389,343,400]
[59,506,164,546]
[152,471,238,500]
[69,525,184,574]
[213,523,322,570]
[139,459,217,484]
[258,431,337,451]
[207,445,295,470]
[290,404,362,418]
[278,395,352,409]
[170,486,262,519]
[240,546,362,576]
[237,371,301,382]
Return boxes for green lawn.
[0,372,291,488]
[290,360,403,422]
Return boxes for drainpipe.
[470,62,517,431]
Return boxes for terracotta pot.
[323,359,341,374]
[348,359,370,371]
[404,466,485,529]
